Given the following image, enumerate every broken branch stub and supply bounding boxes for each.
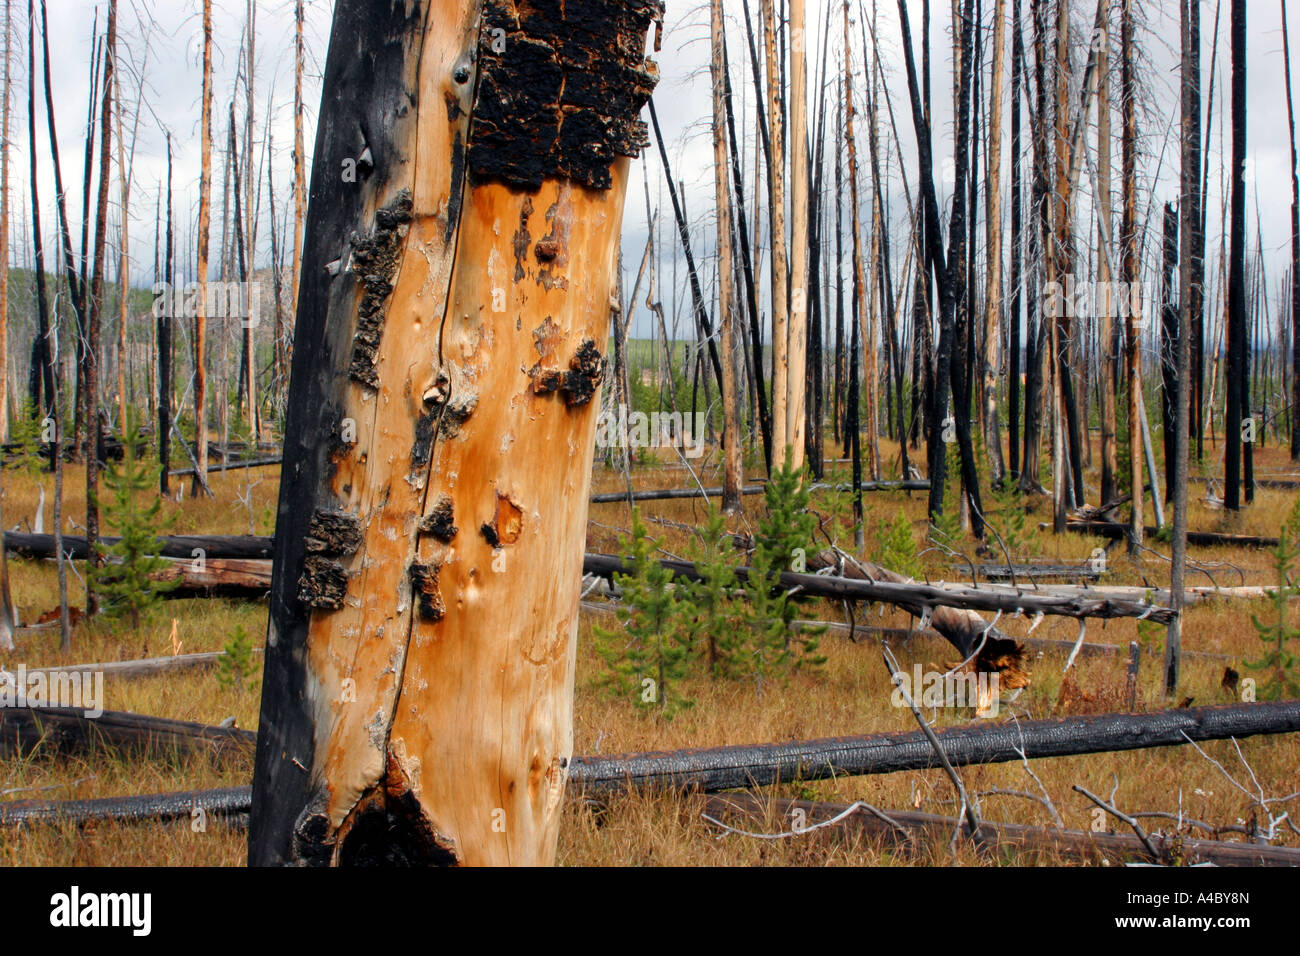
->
[250,0,661,867]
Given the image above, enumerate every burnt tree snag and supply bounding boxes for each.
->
[249,0,661,867]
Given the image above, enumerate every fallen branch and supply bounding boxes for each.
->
[698,793,1300,866]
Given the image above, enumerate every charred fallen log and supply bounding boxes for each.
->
[0,786,251,829]
[568,700,1300,793]
[0,706,256,760]
[1066,518,1279,549]
[3,532,274,561]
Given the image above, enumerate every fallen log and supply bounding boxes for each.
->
[5,701,1295,831]
[567,700,1300,793]
[0,786,251,829]
[699,793,1300,867]
[589,485,769,503]
[971,563,1101,582]
[24,650,253,680]
[3,532,274,561]
[152,557,272,597]
[168,456,284,477]
[1066,518,1280,549]
[584,553,1175,626]
[0,706,256,759]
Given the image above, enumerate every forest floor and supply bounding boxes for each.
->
[1,434,1298,866]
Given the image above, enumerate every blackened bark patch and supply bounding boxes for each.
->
[290,788,335,867]
[419,494,458,542]
[298,556,349,610]
[561,338,604,406]
[348,190,414,388]
[409,562,446,621]
[305,509,364,555]
[439,392,478,438]
[445,133,466,242]
[467,0,663,191]
[337,755,459,866]
[529,366,563,395]
[512,197,534,281]
[412,407,438,474]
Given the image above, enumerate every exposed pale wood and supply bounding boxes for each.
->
[763,0,789,460]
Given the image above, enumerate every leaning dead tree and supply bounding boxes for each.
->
[250,0,662,867]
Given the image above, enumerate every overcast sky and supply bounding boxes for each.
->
[12,0,1298,342]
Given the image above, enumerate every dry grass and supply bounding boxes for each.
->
[2,439,1298,866]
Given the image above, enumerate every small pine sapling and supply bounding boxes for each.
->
[592,509,694,716]
[683,510,745,677]
[873,509,922,579]
[737,448,826,692]
[217,625,258,693]
[1245,497,1300,700]
[91,410,179,632]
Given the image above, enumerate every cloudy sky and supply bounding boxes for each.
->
[12,0,1298,343]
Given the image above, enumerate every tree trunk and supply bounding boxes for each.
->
[762,0,789,462]
[983,0,1007,483]
[158,134,174,497]
[712,0,742,514]
[1286,2,1300,462]
[1225,0,1246,511]
[193,0,213,497]
[1121,0,1143,553]
[1097,0,1117,507]
[786,0,808,471]
[249,0,661,867]
[289,0,305,383]
[83,0,116,612]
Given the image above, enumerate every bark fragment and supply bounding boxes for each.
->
[304,510,363,555]
[409,562,445,622]
[297,556,349,610]
[467,0,662,191]
[419,494,458,543]
[348,190,414,388]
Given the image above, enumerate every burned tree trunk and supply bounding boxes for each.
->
[712,0,742,514]
[1121,0,1143,553]
[249,0,661,868]
[1287,0,1300,462]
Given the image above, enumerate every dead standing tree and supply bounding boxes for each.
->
[249,0,662,867]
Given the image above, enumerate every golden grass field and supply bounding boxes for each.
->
[0,434,1297,866]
